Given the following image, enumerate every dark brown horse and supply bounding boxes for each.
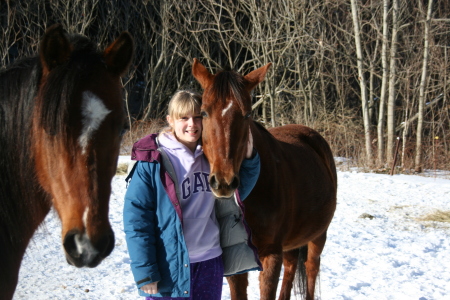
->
[0,24,133,299]
[192,59,337,300]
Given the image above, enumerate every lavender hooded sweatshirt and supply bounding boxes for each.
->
[158,132,221,263]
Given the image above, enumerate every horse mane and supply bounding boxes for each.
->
[0,56,47,242]
[209,69,249,112]
[39,34,103,141]
[208,69,271,138]
[253,120,270,133]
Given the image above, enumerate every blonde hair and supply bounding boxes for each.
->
[160,90,202,134]
[168,90,202,119]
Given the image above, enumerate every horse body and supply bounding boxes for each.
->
[248,123,336,249]
[192,59,337,300]
[0,24,133,299]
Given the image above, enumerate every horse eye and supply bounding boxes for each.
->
[244,112,251,119]
[201,111,208,118]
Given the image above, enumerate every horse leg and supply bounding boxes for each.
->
[277,249,299,300]
[226,273,249,300]
[259,252,283,300]
[304,233,327,300]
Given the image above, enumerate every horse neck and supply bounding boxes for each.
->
[0,134,51,292]
[0,120,50,299]
[0,61,52,249]
[0,139,51,240]
[250,121,275,156]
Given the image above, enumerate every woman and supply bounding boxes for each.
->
[123,90,260,299]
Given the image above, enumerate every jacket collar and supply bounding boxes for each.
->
[130,133,162,162]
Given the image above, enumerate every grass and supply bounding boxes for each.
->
[116,163,129,175]
[418,210,450,223]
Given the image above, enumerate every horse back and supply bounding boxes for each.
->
[248,123,337,249]
[269,124,337,188]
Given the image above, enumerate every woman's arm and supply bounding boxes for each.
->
[238,130,261,200]
[123,162,162,290]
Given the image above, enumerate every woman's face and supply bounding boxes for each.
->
[167,112,203,152]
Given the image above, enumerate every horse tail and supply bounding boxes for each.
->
[295,245,308,297]
[295,245,323,300]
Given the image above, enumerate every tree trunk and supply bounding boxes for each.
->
[350,0,373,166]
[378,0,389,168]
[401,69,410,169]
[387,0,399,166]
[415,0,433,172]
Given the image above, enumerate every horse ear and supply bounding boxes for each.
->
[192,58,214,89]
[244,63,272,91]
[39,24,72,75]
[103,32,134,76]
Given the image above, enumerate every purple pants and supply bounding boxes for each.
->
[146,255,224,300]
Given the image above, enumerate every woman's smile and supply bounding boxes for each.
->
[167,113,203,152]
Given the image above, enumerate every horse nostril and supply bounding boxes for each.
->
[209,174,218,189]
[63,230,79,257]
[230,176,240,190]
[98,230,115,258]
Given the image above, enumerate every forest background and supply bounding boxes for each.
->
[1,0,449,173]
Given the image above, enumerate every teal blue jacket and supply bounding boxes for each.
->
[123,134,261,297]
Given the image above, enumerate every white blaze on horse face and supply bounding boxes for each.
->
[222,101,233,117]
[78,91,111,154]
[83,207,89,229]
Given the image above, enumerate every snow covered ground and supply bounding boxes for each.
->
[13,157,450,299]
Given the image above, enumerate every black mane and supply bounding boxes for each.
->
[209,70,249,112]
[0,56,44,242]
[39,34,104,138]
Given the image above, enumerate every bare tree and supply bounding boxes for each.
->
[377,0,390,167]
[350,0,373,165]
[415,0,434,172]
[1,0,450,170]
[386,0,400,166]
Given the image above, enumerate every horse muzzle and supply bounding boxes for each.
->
[209,173,240,198]
[63,228,114,268]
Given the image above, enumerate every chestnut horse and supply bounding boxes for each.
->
[0,24,133,299]
[192,59,337,300]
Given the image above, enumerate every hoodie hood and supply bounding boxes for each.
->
[158,132,204,161]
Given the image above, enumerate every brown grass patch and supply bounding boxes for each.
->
[417,210,450,223]
[116,163,129,175]
[120,119,166,155]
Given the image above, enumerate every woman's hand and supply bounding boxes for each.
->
[245,128,254,159]
[141,282,158,294]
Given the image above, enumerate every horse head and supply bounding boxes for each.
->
[33,24,133,267]
[192,59,271,198]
